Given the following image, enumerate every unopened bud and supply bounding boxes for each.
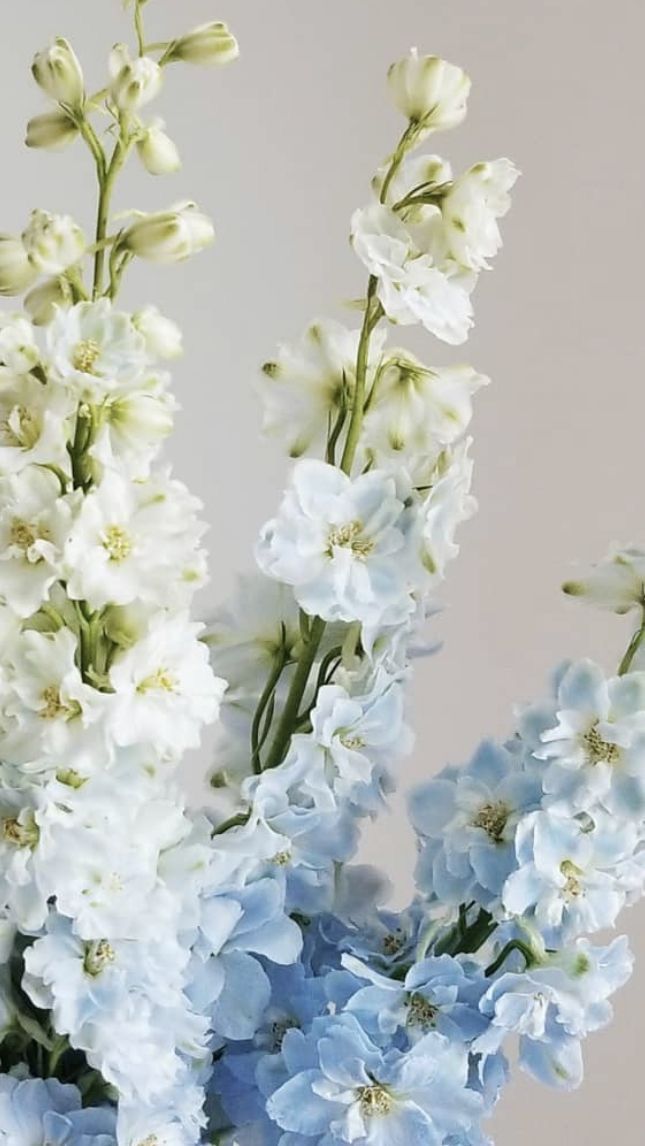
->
[109,44,163,112]
[24,275,73,326]
[137,120,181,175]
[133,305,183,358]
[0,237,38,297]
[167,22,239,66]
[22,209,86,276]
[26,108,78,150]
[119,201,214,264]
[388,50,470,134]
[32,38,85,108]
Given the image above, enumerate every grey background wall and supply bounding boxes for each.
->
[1,1,644,1141]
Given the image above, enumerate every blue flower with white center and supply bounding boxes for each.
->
[502,807,643,945]
[532,659,645,817]
[266,1012,483,1145]
[409,740,543,909]
[475,936,632,1090]
[344,953,488,1045]
[0,1075,116,1145]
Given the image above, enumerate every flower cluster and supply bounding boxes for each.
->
[0,13,642,1146]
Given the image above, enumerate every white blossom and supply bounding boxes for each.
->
[46,299,149,398]
[388,50,471,134]
[22,210,86,277]
[0,465,75,617]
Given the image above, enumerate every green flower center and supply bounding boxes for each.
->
[582,724,620,765]
[72,338,101,375]
[326,520,374,559]
[471,800,510,843]
[357,1084,393,1117]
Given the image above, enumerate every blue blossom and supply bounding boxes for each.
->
[189,877,302,1042]
[266,1012,483,1145]
[0,1075,116,1145]
[344,953,488,1045]
[475,936,633,1090]
[409,740,542,909]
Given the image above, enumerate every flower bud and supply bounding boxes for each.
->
[32,38,85,108]
[0,237,38,297]
[137,120,181,175]
[24,275,73,325]
[133,305,183,358]
[109,44,163,112]
[388,50,470,133]
[25,108,78,150]
[22,209,86,276]
[119,202,215,263]
[167,22,239,66]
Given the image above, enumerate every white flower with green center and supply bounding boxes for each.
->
[0,627,104,774]
[0,373,73,475]
[46,298,149,399]
[256,458,415,628]
[533,659,645,817]
[63,468,207,610]
[258,318,386,457]
[563,542,645,614]
[414,437,477,583]
[351,202,474,345]
[0,466,76,617]
[440,158,519,271]
[108,613,226,756]
[361,350,486,476]
[92,379,177,479]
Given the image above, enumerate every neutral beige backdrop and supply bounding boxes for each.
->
[2,1,645,1142]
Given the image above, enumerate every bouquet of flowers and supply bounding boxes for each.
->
[1,4,644,1145]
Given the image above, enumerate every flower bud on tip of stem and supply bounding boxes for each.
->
[167,22,239,66]
[32,37,85,108]
[118,202,215,263]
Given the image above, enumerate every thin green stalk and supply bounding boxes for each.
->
[134,0,146,56]
[618,605,645,675]
[93,132,131,297]
[262,616,326,770]
[485,938,535,978]
[339,277,380,474]
[379,120,421,205]
[251,649,289,773]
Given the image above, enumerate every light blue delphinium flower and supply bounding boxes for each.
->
[529,659,645,818]
[266,1011,483,1145]
[409,740,543,910]
[0,1075,116,1145]
[502,807,644,946]
[475,935,633,1090]
[189,876,302,1042]
[343,952,489,1045]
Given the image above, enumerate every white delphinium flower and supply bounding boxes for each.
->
[258,320,386,457]
[22,209,86,277]
[0,373,74,475]
[440,159,519,271]
[23,912,188,1034]
[0,627,104,773]
[133,305,183,359]
[46,299,148,399]
[0,784,51,932]
[415,437,477,581]
[361,350,487,472]
[63,469,206,610]
[0,466,76,617]
[137,119,182,176]
[563,543,645,614]
[109,44,163,111]
[119,201,215,264]
[24,276,73,326]
[351,203,474,345]
[92,377,177,478]
[108,613,226,756]
[256,458,415,628]
[0,313,40,375]
[388,50,471,135]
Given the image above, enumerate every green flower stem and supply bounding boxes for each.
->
[339,277,381,475]
[484,938,536,978]
[134,0,146,56]
[93,127,133,298]
[378,120,422,205]
[262,615,327,770]
[618,606,645,675]
[251,646,290,773]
